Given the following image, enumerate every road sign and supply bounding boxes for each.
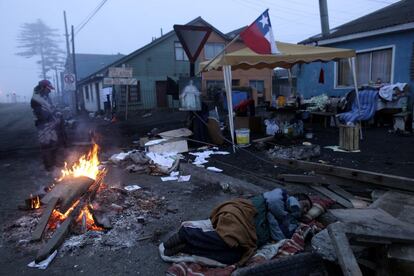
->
[103,78,138,86]
[173,25,212,63]
[108,67,133,78]
[63,73,76,91]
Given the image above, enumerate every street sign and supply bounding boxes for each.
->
[63,73,76,91]
[108,67,133,78]
[103,78,138,85]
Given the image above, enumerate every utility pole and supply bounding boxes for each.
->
[63,11,71,58]
[54,66,61,102]
[71,25,81,113]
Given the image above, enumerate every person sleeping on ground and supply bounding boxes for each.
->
[161,188,312,266]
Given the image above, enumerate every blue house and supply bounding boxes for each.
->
[296,0,414,99]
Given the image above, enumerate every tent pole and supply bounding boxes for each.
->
[288,68,293,97]
[348,57,363,140]
[223,65,236,152]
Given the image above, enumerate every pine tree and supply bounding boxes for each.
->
[16,19,64,79]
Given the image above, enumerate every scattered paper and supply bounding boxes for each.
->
[207,167,223,172]
[28,250,57,269]
[178,175,191,182]
[146,152,177,168]
[213,151,230,155]
[170,171,179,177]
[324,145,361,153]
[190,150,231,166]
[124,185,141,191]
[109,151,131,164]
[161,176,179,181]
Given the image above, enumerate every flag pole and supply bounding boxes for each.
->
[196,34,240,75]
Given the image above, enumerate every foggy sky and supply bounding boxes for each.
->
[0,0,398,102]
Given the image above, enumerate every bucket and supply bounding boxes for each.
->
[235,128,250,147]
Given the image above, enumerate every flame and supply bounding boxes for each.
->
[59,144,101,181]
[48,200,80,230]
[30,194,41,209]
[76,205,103,231]
[48,201,103,231]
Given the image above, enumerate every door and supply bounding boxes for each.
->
[156,81,168,108]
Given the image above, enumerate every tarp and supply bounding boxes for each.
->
[200,41,355,71]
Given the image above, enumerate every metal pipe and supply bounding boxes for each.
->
[319,0,330,37]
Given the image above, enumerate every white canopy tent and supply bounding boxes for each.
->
[200,41,361,149]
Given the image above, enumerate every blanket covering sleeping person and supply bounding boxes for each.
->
[161,188,312,266]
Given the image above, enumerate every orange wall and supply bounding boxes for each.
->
[201,31,273,103]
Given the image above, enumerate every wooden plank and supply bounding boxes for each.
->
[370,190,414,262]
[369,191,414,223]
[279,174,322,184]
[311,185,354,208]
[42,176,94,213]
[330,208,414,243]
[31,197,59,241]
[35,213,72,262]
[328,184,369,208]
[328,222,363,276]
[272,157,414,192]
[388,244,414,262]
[252,136,274,143]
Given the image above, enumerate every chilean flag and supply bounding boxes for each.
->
[240,9,279,55]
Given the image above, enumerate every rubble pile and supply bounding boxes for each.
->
[267,144,321,160]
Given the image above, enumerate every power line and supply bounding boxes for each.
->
[365,0,394,4]
[74,0,108,36]
[232,0,317,29]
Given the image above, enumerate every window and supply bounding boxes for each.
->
[175,42,189,61]
[84,86,89,101]
[206,80,224,90]
[204,43,225,60]
[249,80,265,94]
[90,84,94,101]
[232,79,240,86]
[336,47,393,87]
[121,82,141,103]
[95,83,100,102]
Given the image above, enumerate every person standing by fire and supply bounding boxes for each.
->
[31,80,67,171]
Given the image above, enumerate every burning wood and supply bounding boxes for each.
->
[42,176,95,213]
[30,143,109,262]
[36,170,106,262]
[24,194,41,210]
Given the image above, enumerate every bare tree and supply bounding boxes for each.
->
[16,19,64,79]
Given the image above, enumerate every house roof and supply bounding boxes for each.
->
[226,26,247,39]
[78,17,229,84]
[72,53,124,80]
[300,0,414,44]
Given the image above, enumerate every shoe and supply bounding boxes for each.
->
[164,232,183,249]
[164,243,186,256]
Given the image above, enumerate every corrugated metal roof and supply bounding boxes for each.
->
[300,0,414,44]
[72,53,124,80]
